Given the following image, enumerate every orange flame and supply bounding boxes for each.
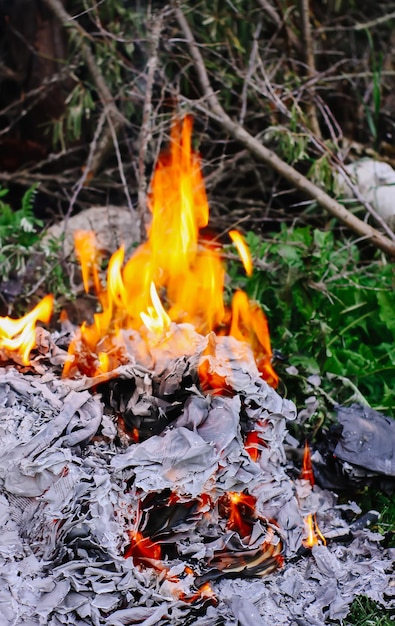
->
[245,429,268,462]
[226,491,256,538]
[74,230,102,295]
[183,581,217,605]
[299,442,326,548]
[300,440,314,486]
[229,230,253,276]
[230,290,278,387]
[0,118,277,381]
[0,295,53,365]
[303,513,326,548]
[140,282,171,335]
[55,116,276,386]
[124,530,163,569]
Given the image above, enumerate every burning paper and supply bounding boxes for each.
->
[0,117,393,625]
[0,295,53,365]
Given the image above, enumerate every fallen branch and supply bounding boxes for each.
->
[175,5,395,257]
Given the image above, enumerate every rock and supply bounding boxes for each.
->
[44,206,141,258]
[337,159,395,230]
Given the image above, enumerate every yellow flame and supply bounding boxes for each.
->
[229,230,253,277]
[0,295,54,365]
[74,230,101,295]
[62,116,277,387]
[230,290,278,387]
[303,513,326,548]
[97,351,110,374]
[140,282,171,335]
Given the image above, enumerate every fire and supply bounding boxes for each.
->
[299,442,326,548]
[1,116,277,388]
[74,230,101,295]
[245,429,268,462]
[230,290,278,387]
[59,116,278,384]
[63,117,278,384]
[229,229,253,276]
[124,530,163,569]
[303,513,326,548]
[300,440,315,486]
[0,295,53,365]
[225,491,256,538]
[140,282,171,336]
[125,528,217,605]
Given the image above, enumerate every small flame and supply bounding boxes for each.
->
[74,230,102,295]
[140,282,171,336]
[300,440,314,486]
[245,430,268,462]
[124,530,163,569]
[230,290,278,387]
[303,513,326,548]
[184,581,217,605]
[229,230,253,276]
[0,295,53,365]
[299,442,326,548]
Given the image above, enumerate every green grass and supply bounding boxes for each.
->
[343,596,394,625]
[228,225,395,416]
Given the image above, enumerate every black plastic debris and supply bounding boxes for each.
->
[334,403,395,477]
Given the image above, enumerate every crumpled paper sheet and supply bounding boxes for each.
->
[0,342,393,625]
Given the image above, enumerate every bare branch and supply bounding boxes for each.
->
[355,10,395,30]
[256,0,302,54]
[66,109,107,220]
[137,11,166,241]
[300,0,321,138]
[239,20,262,125]
[175,5,395,257]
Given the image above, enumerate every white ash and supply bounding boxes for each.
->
[0,337,393,626]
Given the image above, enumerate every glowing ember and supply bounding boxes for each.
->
[225,491,256,538]
[124,530,163,570]
[245,430,268,462]
[0,295,53,365]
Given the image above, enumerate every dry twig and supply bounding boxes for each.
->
[300,0,321,138]
[137,11,166,240]
[257,0,302,54]
[175,5,395,257]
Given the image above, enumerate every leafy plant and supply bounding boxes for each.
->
[0,184,43,277]
[0,185,72,313]
[228,225,395,416]
[343,595,394,626]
